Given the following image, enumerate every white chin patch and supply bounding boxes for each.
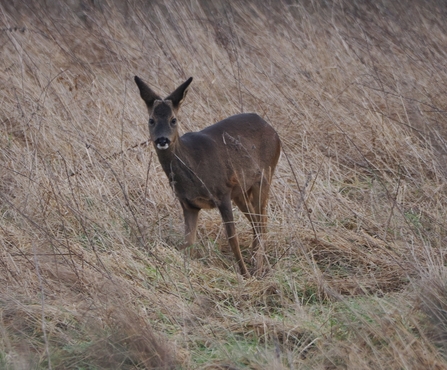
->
[157,143,169,150]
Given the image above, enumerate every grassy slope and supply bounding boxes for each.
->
[1,0,447,368]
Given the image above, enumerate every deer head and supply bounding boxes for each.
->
[134,76,193,150]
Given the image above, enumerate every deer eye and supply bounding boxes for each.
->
[170,118,177,125]
[149,118,155,125]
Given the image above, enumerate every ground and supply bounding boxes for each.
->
[1,0,447,368]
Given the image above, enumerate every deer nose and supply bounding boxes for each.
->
[155,137,171,150]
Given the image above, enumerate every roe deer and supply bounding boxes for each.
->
[135,76,281,277]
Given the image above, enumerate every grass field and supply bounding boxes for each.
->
[1,0,447,368]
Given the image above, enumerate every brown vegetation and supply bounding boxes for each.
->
[1,0,447,368]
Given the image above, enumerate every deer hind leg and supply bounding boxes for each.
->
[218,194,250,278]
[233,192,261,250]
[248,177,271,276]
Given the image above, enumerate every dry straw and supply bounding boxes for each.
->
[1,0,447,368]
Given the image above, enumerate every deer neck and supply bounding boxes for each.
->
[155,140,192,187]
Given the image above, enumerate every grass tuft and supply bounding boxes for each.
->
[1,0,447,367]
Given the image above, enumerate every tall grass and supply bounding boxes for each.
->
[1,0,447,368]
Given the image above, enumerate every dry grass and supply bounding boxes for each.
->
[1,0,447,368]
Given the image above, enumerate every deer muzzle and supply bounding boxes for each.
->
[154,137,171,150]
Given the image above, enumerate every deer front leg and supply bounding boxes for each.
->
[218,195,250,278]
[180,202,199,250]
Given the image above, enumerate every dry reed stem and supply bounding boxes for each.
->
[1,0,447,368]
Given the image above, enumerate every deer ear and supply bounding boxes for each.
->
[134,76,161,112]
[165,77,193,110]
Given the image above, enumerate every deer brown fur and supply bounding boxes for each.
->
[135,76,281,277]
